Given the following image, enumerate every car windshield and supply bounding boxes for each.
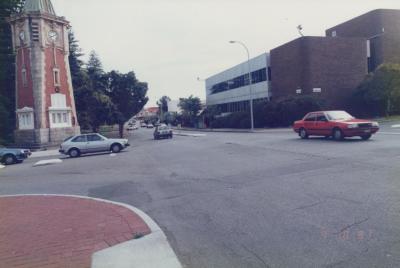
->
[326,111,354,121]
[158,126,168,130]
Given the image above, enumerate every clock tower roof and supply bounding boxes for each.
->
[24,0,56,15]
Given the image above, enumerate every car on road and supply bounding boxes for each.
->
[154,125,173,140]
[146,123,154,129]
[59,133,130,158]
[0,147,31,165]
[293,111,380,140]
[140,122,147,128]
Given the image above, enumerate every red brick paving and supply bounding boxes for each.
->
[0,196,151,268]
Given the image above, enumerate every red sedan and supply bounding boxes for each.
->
[293,111,379,140]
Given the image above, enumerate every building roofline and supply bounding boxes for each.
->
[270,35,367,52]
[326,9,400,32]
[206,52,269,81]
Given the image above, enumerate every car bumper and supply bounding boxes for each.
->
[343,127,379,136]
[59,149,66,154]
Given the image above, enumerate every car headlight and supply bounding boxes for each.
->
[372,122,379,127]
[347,124,358,129]
[20,150,25,154]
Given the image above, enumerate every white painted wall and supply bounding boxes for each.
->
[205,53,270,106]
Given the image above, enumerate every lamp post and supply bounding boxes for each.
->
[229,40,254,131]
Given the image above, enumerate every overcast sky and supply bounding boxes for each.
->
[52,0,400,107]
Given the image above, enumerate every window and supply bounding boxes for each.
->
[17,108,34,130]
[49,111,71,128]
[72,135,86,143]
[53,68,60,86]
[332,31,337,37]
[21,68,27,87]
[210,68,268,95]
[296,89,302,94]
[304,114,316,122]
[313,88,322,93]
[316,114,328,122]
[87,134,104,142]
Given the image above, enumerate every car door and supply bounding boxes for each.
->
[70,135,89,153]
[86,134,108,153]
[315,113,331,136]
[303,113,317,135]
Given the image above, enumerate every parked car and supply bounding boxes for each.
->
[141,122,147,128]
[0,147,31,165]
[59,133,130,158]
[147,123,154,129]
[154,125,173,140]
[293,111,379,140]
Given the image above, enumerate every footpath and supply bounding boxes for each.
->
[173,127,292,133]
[0,195,182,268]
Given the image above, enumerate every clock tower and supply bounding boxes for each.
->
[8,0,80,147]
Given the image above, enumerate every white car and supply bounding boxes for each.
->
[147,124,154,129]
[59,133,130,157]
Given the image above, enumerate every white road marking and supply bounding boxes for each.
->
[0,164,5,169]
[110,153,117,157]
[33,159,63,167]
[391,124,400,128]
[379,132,400,135]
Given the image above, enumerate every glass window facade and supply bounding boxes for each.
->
[210,68,269,95]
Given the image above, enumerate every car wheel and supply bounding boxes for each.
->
[69,148,80,158]
[299,128,308,139]
[361,134,372,140]
[3,154,16,165]
[111,144,122,153]
[333,128,344,141]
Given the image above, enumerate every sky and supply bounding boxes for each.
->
[51,0,400,107]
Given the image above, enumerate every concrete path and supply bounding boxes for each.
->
[0,195,181,268]
[30,149,60,158]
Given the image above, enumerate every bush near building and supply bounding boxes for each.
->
[351,64,400,117]
[209,95,323,129]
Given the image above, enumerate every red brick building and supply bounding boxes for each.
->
[269,9,400,109]
[8,0,80,147]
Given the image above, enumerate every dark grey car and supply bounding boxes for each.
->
[0,147,31,165]
[59,133,130,158]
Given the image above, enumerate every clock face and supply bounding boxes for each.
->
[48,30,58,42]
[19,31,25,41]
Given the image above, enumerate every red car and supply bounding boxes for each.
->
[293,111,379,140]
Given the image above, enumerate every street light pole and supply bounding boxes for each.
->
[229,40,254,131]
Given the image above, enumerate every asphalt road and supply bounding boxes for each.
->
[1,125,400,268]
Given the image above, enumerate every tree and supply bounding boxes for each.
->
[352,64,400,117]
[178,95,202,127]
[87,50,107,93]
[0,0,25,144]
[157,95,171,122]
[106,71,149,137]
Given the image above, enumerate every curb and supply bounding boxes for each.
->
[0,194,182,268]
[172,128,292,133]
[33,159,63,167]
[174,132,206,137]
[30,149,60,158]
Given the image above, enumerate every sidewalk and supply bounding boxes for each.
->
[173,127,292,133]
[0,195,182,268]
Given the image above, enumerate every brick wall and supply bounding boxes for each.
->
[270,37,368,109]
[326,9,400,69]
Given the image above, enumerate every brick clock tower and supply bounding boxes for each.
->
[8,0,80,147]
